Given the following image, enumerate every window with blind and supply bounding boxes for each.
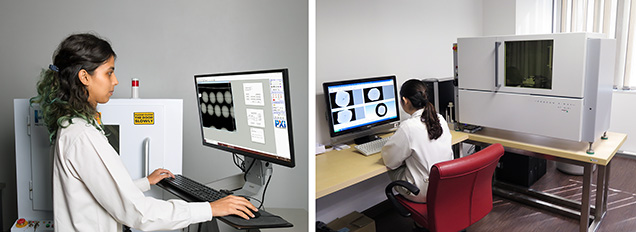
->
[556,0,635,90]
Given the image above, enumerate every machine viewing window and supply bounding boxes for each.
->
[103,125,120,155]
[194,69,295,168]
[323,75,400,143]
[505,40,553,89]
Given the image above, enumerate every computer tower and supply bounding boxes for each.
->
[495,151,547,187]
[422,77,456,122]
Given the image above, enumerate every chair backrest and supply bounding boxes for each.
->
[426,143,504,232]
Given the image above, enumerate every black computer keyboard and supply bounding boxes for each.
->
[157,174,228,202]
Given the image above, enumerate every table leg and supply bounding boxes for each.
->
[589,164,607,231]
[580,163,592,232]
[604,161,611,213]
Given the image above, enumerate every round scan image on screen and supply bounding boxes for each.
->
[363,87,384,103]
[375,103,387,117]
[207,104,214,116]
[333,109,359,125]
[224,91,232,104]
[368,88,380,101]
[202,92,209,103]
[331,90,353,108]
[198,83,236,131]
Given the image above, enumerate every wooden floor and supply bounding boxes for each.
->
[368,155,636,232]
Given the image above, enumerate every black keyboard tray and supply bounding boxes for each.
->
[157,175,293,229]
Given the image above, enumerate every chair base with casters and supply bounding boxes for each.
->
[386,143,505,232]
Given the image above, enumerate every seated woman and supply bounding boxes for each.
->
[381,79,453,203]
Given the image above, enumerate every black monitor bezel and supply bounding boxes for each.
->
[322,75,400,138]
[194,68,295,168]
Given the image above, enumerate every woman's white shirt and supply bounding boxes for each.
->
[381,109,453,202]
[53,118,212,231]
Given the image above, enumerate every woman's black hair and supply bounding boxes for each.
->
[30,33,117,142]
[400,79,443,140]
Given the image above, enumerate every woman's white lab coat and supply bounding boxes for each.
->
[53,118,212,231]
[382,109,453,203]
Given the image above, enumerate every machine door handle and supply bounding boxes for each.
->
[143,137,151,176]
[495,41,502,90]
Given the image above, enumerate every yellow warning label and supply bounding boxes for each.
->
[134,112,154,125]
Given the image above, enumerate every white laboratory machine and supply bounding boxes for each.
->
[455,33,616,153]
[13,98,183,231]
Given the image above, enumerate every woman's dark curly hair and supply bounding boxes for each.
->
[30,33,116,142]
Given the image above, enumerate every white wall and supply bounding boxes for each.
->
[483,0,516,35]
[609,90,636,154]
[316,0,484,223]
[0,0,308,229]
[483,0,554,36]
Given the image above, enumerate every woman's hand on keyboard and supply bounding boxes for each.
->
[147,168,176,185]
[209,195,258,219]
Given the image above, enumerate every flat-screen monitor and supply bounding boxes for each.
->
[194,69,295,168]
[323,75,400,143]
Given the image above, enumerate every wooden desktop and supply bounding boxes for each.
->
[316,130,469,199]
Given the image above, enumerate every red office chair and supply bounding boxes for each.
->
[385,143,505,232]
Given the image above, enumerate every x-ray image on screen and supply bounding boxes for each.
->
[375,103,388,117]
[363,87,384,103]
[333,109,357,125]
[362,101,396,122]
[198,83,236,131]
[330,90,354,108]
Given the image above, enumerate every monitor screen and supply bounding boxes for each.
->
[323,75,400,138]
[194,69,295,168]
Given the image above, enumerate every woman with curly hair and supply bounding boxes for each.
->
[31,33,256,231]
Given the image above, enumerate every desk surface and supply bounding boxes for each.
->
[468,128,627,166]
[315,130,468,199]
[316,129,627,199]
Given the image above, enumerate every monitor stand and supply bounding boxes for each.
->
[233,157,272,197]
[354,134,381,145]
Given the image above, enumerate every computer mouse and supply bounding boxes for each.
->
[250,209,261,219]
